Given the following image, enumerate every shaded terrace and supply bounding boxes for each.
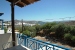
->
[0,0,72,50]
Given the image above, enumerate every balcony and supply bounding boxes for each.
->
[17,33,71,50]
[0,33,71,50]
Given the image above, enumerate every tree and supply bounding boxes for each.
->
[71,36,75,42]
[70,26,75,36]
[34,24,41,33]
[64,25,71,33]
[4,27,7,33]
[42,23,51,29]
[50,25,58,32]
[64,33,72,40]
[23,30,30,36]
[55,24,66,38]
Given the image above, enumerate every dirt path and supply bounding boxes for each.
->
[34,36,47,41]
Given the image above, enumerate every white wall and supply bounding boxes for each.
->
[0,30,4,34]
[7,28,12,33]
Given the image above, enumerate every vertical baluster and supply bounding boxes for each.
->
[19,34,20,38]
[46,46,47,50]
[17,34,18,44]
[24,36,27,46]
[27,38,28,47]
[53,46,55,50]
[38,43,40,50]
[35,42,37,50]
[50,47,51,50]
[32,41,34,50]
[18,34,19,45]
[20,34,22,45]
[19,34,20,44]
[38,43,39,50]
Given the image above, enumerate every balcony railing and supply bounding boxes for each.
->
[17,34,71,50]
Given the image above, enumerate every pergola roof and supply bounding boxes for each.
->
[6,0,39,7]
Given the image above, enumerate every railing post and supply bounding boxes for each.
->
[35,42,37,50]
[27,38,28,47]
[18,34,20,45]
[38,43,40,50]
[46,46,47,50]
[17,34,19,44]
[24,36,27,46]
[53,46,55,50]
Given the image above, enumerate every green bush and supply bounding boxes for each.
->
[23,30,30,36]
[64,33,72,40]
[55,24,65,38]
[70,26,75,35]
[64,25,71,33]
[34,24,41,33]
[23,30,36,37]
[50,25,58,32]
[28,26,36,32]
[4,27,7,33]
[42,23,52,29]
[71,36,75,42]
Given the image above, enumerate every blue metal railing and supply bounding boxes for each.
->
[17,34,71,50]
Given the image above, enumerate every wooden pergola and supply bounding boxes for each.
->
[6,0,40,46]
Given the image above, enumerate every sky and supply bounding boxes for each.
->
[0,0,75,22]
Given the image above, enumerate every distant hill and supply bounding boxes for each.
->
[4,20,75,25]
[4,20,46,25]
[54,20,75,25]
[64,21,75,25]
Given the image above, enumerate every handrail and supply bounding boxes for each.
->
[17,34,71,50]
[22,35,70,50]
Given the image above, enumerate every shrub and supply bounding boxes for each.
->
[71,36,75,42]
[23,30,36,37]
[23,30,30,36]
[64,25,71,33]
[42,23,52,29]
[34,24,41,33]
[64,33,72,40]
[70,26,75,36]
[4,27,7,33]
[50,25,58,32]
[55,24,65,38]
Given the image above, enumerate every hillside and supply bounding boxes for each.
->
[4,20,75,25]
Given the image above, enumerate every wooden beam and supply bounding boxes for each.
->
[15,1,26,7]
[7,0,40,7]
[6,0,19,3]
[21,0,39,5]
